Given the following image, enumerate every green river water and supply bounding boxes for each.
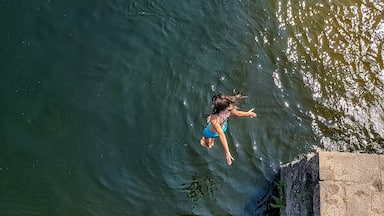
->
[0,0,383,215]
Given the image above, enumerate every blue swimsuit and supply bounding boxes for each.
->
[203,114,229,138]
[203,120,228,138]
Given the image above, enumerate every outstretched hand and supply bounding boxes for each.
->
[226,153,234,165]
[247,108,257,118]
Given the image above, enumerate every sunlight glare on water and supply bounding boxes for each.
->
[277,0,384,153]
[1,0,384,215]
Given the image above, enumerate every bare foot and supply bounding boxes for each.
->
[200,137,208,147]
[200,137,214,148]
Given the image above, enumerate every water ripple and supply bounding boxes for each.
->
[277,0,384,153]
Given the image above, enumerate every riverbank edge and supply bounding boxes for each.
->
[268,151,384,216]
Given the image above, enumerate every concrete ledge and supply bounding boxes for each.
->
[280,151,384,216]
[319,152,380,183]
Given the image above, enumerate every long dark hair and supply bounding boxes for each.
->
[211,90,247,115]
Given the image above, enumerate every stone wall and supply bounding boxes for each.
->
[279,151,384,216]
[280,153,320,216]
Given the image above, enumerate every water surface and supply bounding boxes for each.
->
[0,0,383,215]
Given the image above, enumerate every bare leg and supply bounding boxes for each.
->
[200,137,207,147]
[207,138,214,148]
[200,137,214,148]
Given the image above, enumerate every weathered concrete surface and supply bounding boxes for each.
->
[319,152,384,216]
[280,151,384,216]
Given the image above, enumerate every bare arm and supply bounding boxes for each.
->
[231,108,257,118]
[212,121,234,165]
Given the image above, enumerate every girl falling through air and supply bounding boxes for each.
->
[200,91,257,165]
